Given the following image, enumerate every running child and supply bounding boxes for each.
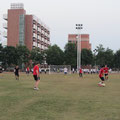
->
[98,66,105,86]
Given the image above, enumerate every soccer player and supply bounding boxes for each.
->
[26,66,30,75]
[33,63,40,90]
[104,65,109,80]
[79,68,83,77]
[98,66,105,86]
[14,65,19,80]
[64,67,68,75]
[72,68,75,74]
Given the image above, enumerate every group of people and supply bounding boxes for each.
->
[14,64,109,90]
[14,63,40,90]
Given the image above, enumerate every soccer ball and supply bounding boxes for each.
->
[98,82,105,87]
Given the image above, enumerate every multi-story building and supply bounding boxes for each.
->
[3,3,50,50]
[68,34,91,50]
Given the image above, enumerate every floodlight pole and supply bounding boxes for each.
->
[93,49,97,72]
[76,24,83,73]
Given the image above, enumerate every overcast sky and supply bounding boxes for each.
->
[0,0,120,52]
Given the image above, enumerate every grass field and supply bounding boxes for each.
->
[0,72,120,120]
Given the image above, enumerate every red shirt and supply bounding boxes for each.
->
[27,67,29,71]
[99,68,104,77]
[104,67,109,74]
[79,69,83,73]
[33,65,39,75]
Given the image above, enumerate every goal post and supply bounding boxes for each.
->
[49,65,71,74]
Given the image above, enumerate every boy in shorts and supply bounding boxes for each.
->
[33,63,40,90]
[104,65,109,80]
[98,66,105,86]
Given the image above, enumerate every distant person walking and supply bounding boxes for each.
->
[72,68,75,74]
[14,65,19,80]
[26,66,30,75]
[33,63,40,90]
[79,68,83,77]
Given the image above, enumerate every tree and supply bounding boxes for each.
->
[96,47,114,67]
[45,44,64,65]
[30,48,44,64]
[64,43,77,68]
[2,46,17,68]
[114,49,120,69]
[0,44,3,63]
[104,48,114,68]
[96,44,105,53]
[16,45,30,66]
[81,49,93,66]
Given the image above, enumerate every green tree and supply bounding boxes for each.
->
[114,49,120,69]
[64,43,77,68]
[81,49,93,66]
[16,45,30,66]
[0,44,3,63]
[2,46,17,68]
[30,48,44,64]
[96,44,105,52]
[45,44,64,65]
[95,46,114,67]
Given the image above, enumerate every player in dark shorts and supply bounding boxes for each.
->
[33,63,40,90]
[98,66,105,86]
[104,65,109,80]
[14,65,19,80]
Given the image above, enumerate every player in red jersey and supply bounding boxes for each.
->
[104,65,109,80]
[33,63,40,90]
[98,66,105,86]
[79,68,83,77]
[26,66,30,75]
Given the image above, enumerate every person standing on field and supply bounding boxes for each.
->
[26,66,30,75]
[33,63,40,90]
[14,65,19,80]
[104,65,109,80]
[64,67,68,75]
[79,68,83,77]
[98,66,105,86]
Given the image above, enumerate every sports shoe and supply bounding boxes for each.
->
[34,87,39,90]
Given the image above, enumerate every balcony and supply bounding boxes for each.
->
[3,23,7,29]
[38,28,41,32]
[37,36,41,40]
[41,30,44,34]
[41,45,44,49]
[33,42,37,47]
[33,25,37,30]
[3,31,7,38]
[3,14,8,20]
[33,33,37,38]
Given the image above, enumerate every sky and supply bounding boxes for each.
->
[0,0,120,52]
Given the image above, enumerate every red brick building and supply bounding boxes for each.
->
[68,34,91,50]
[3,3,50,50]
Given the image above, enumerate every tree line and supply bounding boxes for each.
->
[0,43,120,70]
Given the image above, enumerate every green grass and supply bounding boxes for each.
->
[0,72,120,120]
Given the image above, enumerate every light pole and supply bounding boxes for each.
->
[93,49,97,73]
[76,24,83,73]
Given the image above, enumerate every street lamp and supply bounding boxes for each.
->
[76,24,83,73]
[93,49,97,73]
